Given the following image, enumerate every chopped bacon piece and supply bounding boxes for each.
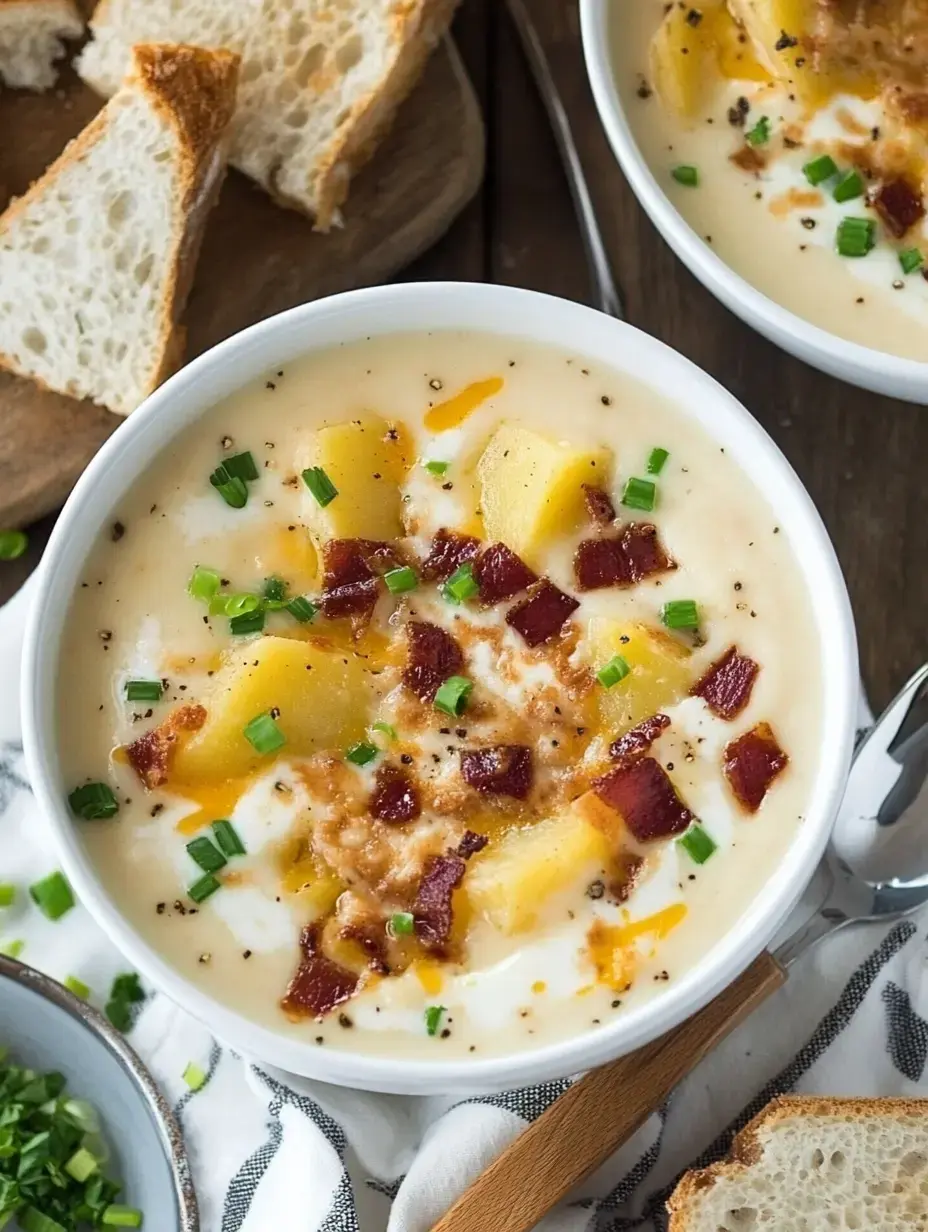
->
[369,762,421,823]
[692,646,759,720]
[872,177,925,238]
[574,523,674,591]
[622,523,675,582]
[420,529,481,583]
[609,714,671,763]
[281,925,359,1018]
[506,579,579,648]
[320,539,380,619]
[593,757,694,842]
[341,922,390,976]
[457,830,489,859]
[126,704,206,789]
[474,542,537,605]
[460,745,533,799]
[403,620,464,702]
[414,853,465,948]
[583,483,616,526]
[724,722,788,813]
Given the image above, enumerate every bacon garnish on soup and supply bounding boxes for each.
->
[593,757,694,842]
[420,529,481,583]
[574,523,674,591]
[126,703,206,789]
[414,853,466,948]
[609,714,671,764]
[506,579,579,647]
[369,762,421,823]
[473,542,537,605]
[403,620,464,702]
[460,745,533,799]
[691,646,759,720]
[281,925,360,1019]
[724,722,789,813]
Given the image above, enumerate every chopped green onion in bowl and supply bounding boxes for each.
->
[0,530,28,561]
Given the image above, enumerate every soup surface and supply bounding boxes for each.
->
[612,0,928,361]
[59,330,821,1060]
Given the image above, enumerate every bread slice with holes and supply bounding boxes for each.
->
[76,0,460,230]
[0,42,239,415]
[0,0,83,90]
[668,1096,928,1231]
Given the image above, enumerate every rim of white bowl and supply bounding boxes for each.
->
[579,0,928,403]
[22,282,858,1095]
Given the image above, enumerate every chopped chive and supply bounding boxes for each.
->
[0,938,23,958]
[745,115,770,146]
[225,593,262,618]
[621,477,656,512]
[68,782,119,821]
[661,599,700,630]
[646,447,669,475]
[0,530,28,560]
[186,836,227,874]
[29,871,74,921]
[372,721,397,741]
[105,999,132,1031]
[677,823,717,864]
[110,972,144,1003]
[836,216,875,258]
[424,1005,447,1036]
[124,679,163,703]
[188,873,220,904]
[443,562,479,604]
[671,164,698,187]
[423,460,449,476]
[223,451,259,482]
[384,565,419,594]
[209,467,248,509]
[262,576,287,603]
[302,466,338,507]
[597,655,631,689]
[18,1206,68,1232]
[345,741,378,767]
[209,593,232,617]
[833,168,864,203]
[802,153,838,186]
[211,819,246,858]
[229,608,266,637]
[286,595,317,623]
[182,1062,208,1092]
[900,247,924,275]
[64,1145,98,1182]
[187,566,221,603]
[0,884,14,907]
[390,912,415,936]
[63,975,90,1000]
[434,675,473,717]
[101,1206,144,1228]
[243,712,286,755]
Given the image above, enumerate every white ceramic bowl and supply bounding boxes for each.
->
[22,283,857,1094]
[580,1,928,404]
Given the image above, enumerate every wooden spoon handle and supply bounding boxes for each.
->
[431,950,786,1232]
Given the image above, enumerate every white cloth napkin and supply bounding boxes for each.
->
[2,577,927,1232]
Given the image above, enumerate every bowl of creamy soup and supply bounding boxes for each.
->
[582,0,928,401]
[22,283,856,1094]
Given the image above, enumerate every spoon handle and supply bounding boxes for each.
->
[431,951,785,1232]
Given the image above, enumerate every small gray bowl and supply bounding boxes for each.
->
[0,955,198,1231]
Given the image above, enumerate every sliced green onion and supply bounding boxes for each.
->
[745,115,770,146]
[621,477,656,512]
[0,938,24,959]
[677,823,717,865]
[110,973,144,1003]
[124,679,163,703]
[345,741,378,767]
[225,593,262,618]
[229,608,266,637]
[101,1206,144,1228]
[187,566,222,603]
[209,467,248,509]
[443,562,479,604]
[900,247,924,275]
[29,871,74,921]
[836,216,875,258]
[63,975,90,1000]
[0,530,28,560]
[188,873,220,904]
[384,565,419,594]
[286,595,317,623]
[18,1206,67,1232]
[68,782,118,820]
[302,466,338,507]
[661,599,700,630]
[186,836,227,874]
[671,164,698,187]
[211,819,246,858]
[243,712,286,755]
[424,1004,447,1036]
[646,447,669,475]
[262,576,287,603]
[0,884,14,907]
[223,451,259,482]
[390,912,415,936]
[182,1062,208,1092]
[597,655,631,689]
[105,999,132,1031]
[423,460,449,476]
[434,675,473,717]
[802,153,838,186]
[64,1146,98,1182]
[372,721,397,741]
[833,168,864,203]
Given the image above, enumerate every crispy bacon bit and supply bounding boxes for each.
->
[403,620,464,702]
[583,483,616,527]
[420,529,481,582]
[609,714,672,763]
[872,176,925,238]
[474,542,537,605]
[724,722,788,813]
[281,925,359,1018]
[574,523,674,591]
[320,539,379,619]
[341,922,390,976]
[414,853,465,948]
[458,830,489,859]
[126,704,206,789]
[731,145,767,174]
[692,646,760,720]
[622,523,675,582]
[506,579,579,648]
[369,762,421,823]
[460,745,533,799]
[593,757,694,842]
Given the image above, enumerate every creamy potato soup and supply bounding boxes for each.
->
[612,0,928,361]
[59,331,821,1060]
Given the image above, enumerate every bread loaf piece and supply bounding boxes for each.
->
[0,0,83,90]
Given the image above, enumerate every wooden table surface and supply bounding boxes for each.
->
[4,0,926,713]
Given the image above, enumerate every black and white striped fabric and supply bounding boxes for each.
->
[2,582,926,1232]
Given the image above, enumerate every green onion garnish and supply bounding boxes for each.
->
[671,164,698,187]
[229,609,266,637]
[125,679,163,703]
[677,823,717,864]
[64,975,90,1000]
[29,871,74,921]
[105,999,132,1032]
[64,1145,99,1182]
[661,599,700,630]
[182,1062,208,1092]
[425,1005,447,1036]
[0,939,24,959]
[836,216,875,258]
[434,675,473,717]
[211,819,246,858]
[443,562,479,604]
[243,712,286,755]
[224,593,261,618]
[346,741,378,767]
[646,447,669,475]
[68,782,119,820]
[187,565,221,604]
[188,873,220,904]
[833,169,864,203]
[102,1206,144,1228]
[597,655,631,689]
[223,451,259,482]
[209,466,248,509]
[423,460,449,476]
[900,247,924,275]
[621,477,656,512]
[302,466,338,507]
[0,530,28,560]
[286,595,317,623]
[262,576,287,603]
[372,721,397,741]
[745,115,770,146]
[384,565,419,594]
[0,884,14,907]
[186,836,227,874]
[390,912,415,936]
[802,154,838,186]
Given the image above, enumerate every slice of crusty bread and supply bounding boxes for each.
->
[76,0,460,230]
[0,0,83,91]
[0,42,239,416]
[668,1095,928,1231]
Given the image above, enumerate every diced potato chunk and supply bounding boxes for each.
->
[301,414,405,543]
[466,815,611,935]
[587,619,692,735]
[727,0,836,101]
[650,0,728,119]
[477,423,611,566]
[173,636,378,782]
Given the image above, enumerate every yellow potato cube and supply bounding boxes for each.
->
[173,636,378,782]
[588,619,692,736]
[466,815,611,935]
[301,414,407,543]
[477,423,611,566]
[727,0,838,101]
